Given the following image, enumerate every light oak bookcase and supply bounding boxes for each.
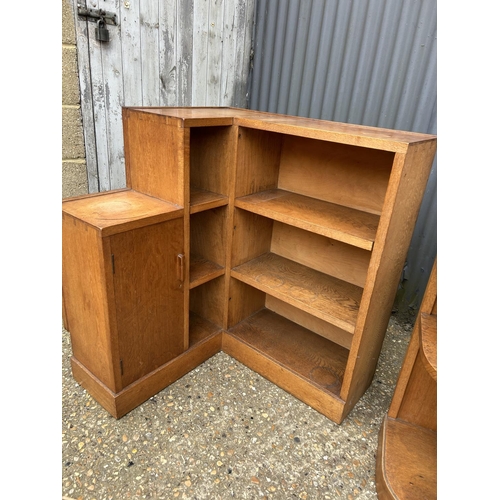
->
[62,107,436,423]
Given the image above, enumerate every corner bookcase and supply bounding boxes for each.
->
[62,107,436,423]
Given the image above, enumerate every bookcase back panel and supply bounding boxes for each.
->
[190,126,233,196]
[278,136,394,215]
[190,276,226,328]
[231,208,274,267]
[190,207,228,268]
[270,222,370,288]
[235,128,282,197]
[227,278,266,328]
[265,296,353,350]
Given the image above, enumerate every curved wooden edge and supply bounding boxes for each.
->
[376,415,398,500]
[376,415,437,500]
[420,312,437,381]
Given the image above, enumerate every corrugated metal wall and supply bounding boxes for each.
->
[250,0,437,311]
[248,0,437,315]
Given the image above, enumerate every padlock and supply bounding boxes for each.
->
[95,18,110,42]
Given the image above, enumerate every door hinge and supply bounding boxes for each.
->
[111,254,115,274]
[120,359,124,376]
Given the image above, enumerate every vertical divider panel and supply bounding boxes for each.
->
[340,141,437,419]
[222,125,240,330]
[122,109,185,206]
[182,125,191,350]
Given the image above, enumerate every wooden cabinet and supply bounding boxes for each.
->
[62,190,186,416]
[376,259,437,499]
[63,107,436,422]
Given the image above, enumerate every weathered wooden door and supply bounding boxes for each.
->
[72,0,255,193]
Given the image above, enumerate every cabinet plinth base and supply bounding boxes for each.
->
[71,331,222,419]
[222,327,347,424]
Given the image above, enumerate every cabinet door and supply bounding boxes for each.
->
[110,217,185,388]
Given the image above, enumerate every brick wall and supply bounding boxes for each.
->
[62,0,88,198]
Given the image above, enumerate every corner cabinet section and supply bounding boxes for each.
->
[63,107,437,423]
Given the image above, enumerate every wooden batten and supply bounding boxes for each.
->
[222,125,239,330]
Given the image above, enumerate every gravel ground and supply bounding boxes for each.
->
[62,315,412,500]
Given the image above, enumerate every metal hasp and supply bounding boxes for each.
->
[77,3,117,42]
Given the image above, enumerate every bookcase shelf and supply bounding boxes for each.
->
[235,189,379,251]
[64,106,436,423]
[190,187,228,214]
[228,308,349,398]
[189,254,225,289]
[231,253,362,334]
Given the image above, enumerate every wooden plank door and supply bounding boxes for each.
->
[110,217,185,388]
[71,0,255,194]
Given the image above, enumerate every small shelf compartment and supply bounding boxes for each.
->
[231,252,362,334]
[189,311,223,347]
[235,189,379,251]
[189,206,227,289]
[190,187,228,214]
[189,254,224,289]
[190,126,233,214]
[228,308,349,398]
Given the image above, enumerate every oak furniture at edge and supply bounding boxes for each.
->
[376,259,437,499]
[62,107,437,423]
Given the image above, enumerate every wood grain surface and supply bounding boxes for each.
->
[231,253,362,333]
[236,189,379,250]
[228,309,349,397]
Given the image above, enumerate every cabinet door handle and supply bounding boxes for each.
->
[177,254,185,282]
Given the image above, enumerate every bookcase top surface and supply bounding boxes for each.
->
[124,106,436,152]
[62,189,183,236]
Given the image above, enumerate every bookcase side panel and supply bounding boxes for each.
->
[340,140,437,412]
[123,109,185,206]
[62,215,119,392]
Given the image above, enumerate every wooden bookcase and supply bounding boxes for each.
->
[63,107,436,423]
[376,259,437,499]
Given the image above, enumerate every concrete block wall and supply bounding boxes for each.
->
[62,0,88,198]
